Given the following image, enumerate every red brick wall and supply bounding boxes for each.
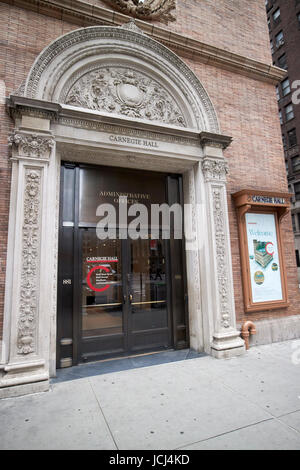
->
[0,1,299,341]
[187,58,300,322]
[93,0,272,63]
[0,4,78,338]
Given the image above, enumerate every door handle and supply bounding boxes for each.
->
[123,294,133,303]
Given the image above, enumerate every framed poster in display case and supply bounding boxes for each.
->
[233,190,291,313]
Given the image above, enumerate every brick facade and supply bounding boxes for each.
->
[0,0,299,342]
[266,0,300,284]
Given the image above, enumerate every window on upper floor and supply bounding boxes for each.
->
[276,85,280,100]
[278,54,288,70]
[288,128,297,147]
[297,12,300,26]
[285,103,294,121]
[275,31,284,48]
[292,214,296,231]
[292,155,300,172]
[273,8,281,24]
[279,110,283,124]
[282,134,287,150]
[294,182,300,200]
[270,40,274,54]
[296,250,300,268]
[282,78,291,96]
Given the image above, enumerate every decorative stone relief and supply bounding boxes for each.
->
[17,170,42,354]
[9,132,54,160]
[120,18,145,34]
[212,187,231,329]
[23,26,220,133]
[64,67,186,127]
[201,158,229,183]
[102,0,176,24]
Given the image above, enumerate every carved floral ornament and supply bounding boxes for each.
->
[102,0,176,24]
[201,158,229,182]
[212,188,231,329]
[18,170,41,355]
[8,132,54,160]
[64,67,187,127]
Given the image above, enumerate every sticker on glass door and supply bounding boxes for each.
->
[86,257,119,293]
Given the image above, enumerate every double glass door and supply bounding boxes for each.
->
[57,163,188,368]
[80,229,171,360]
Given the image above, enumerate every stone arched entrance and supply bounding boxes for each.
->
[0,22,244,397]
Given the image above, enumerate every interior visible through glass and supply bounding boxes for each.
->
[129,237,168,332]
[82,231,123,337]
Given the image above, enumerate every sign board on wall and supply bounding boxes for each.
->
[245,213,283,303]
[233,189,291,313]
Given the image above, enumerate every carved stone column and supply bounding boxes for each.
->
[0,122,56,397]
[200,134,245,358]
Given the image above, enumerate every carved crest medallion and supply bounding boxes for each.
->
[102,0,176,24]
[64,67,186,127]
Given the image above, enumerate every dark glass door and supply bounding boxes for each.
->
[128,236,171,353]
[79,230,171,361]
[80,230,127,359]
[57,163,189,368]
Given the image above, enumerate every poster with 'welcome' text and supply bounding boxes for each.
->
[245,212,283,303]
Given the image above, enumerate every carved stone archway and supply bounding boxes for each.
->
[0,24,244,398]
[23,24,220,133]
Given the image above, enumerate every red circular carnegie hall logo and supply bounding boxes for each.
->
[265,242,274,256]
[86,265,111,293]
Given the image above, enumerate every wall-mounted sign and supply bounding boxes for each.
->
[233,189,291,313]
[249,195,287,205]
[109,134,159,148]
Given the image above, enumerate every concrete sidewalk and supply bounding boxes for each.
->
[1,340,300,450]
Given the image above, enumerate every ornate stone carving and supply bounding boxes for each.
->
[102,0,176,24]
[202,158,229,183]
[24,26,220,133]
[120,18,145,34]
[64,67,186,127]
[212,188,231,329]
[17,170,41,354]
[9,132,54,160]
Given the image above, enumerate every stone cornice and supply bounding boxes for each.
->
[6,95,200,140]
[7,95,234,152]
[200,132,232,150]
[2,0,286,85]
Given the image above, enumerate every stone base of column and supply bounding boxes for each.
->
[0,359,49,398]
[211,330,245,359]
[0,380,49,399]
